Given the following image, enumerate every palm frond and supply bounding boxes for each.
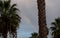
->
[0,0,21,38]
[11,4,17,8]
[51,22,56,25]
[4,0,10,10]
[52,31,56,35]
[51,17,60,36]
[12,7,19,11]
[0,0,4,12]
[0,0,3,8]
[50,27,56,31]
[55,18,60,24]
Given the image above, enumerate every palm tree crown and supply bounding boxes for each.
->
[29,32,38,38]
[50,17,60,38]
[0,0,21,38]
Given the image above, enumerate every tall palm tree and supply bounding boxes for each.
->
[37,0,48,38]
[0,0,21,38]
[50,17,60,38]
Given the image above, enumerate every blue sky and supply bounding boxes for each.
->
[11,0,60,38]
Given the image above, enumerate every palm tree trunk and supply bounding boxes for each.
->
[3,34,7,38]
[37,0,47,38]
[2,30,7,38]
[54,33,58,38]
[54,35,58,38]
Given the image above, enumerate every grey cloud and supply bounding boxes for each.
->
[11,0,60,38]
[46,0,60,38]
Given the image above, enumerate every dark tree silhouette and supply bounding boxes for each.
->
[37,0,48,38]
[50,17,60,38]
[29,32,38,38]
[0,0,21,38]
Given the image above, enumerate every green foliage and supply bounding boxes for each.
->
[50,17,60,37]
[0,0,21,38]
[29,32,38,38]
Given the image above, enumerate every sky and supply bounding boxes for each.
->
[46,0,60,38]
[11,0,60,38]
[12,0,38,38]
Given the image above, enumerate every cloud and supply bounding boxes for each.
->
[15,0,38,38]
[11,0,60,38]
[46,0,60,38]
[46,0,60,27]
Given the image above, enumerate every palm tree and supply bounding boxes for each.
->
[29,32,38,38]
[37,0,48,38]
[50,17,60,38]
[0,0,21,38]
